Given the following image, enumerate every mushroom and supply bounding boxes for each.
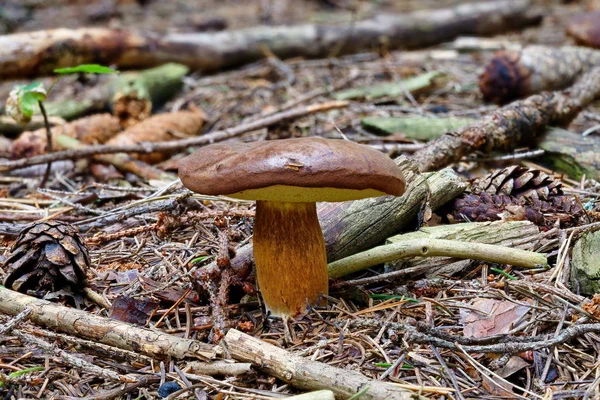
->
[178,137,405,318]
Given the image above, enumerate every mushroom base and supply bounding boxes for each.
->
[253,200,328,318]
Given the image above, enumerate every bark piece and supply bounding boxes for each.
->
[479,46,600,103]
[105,110,206,164]
[223,329,418,400]
[0,285,219,360]
[571,230,600,295]
[566,12,600,49]
[11,113,121,159]
[413,66,600,172]
[111,63,190,127]
[537,127,600,180]
[0,1,539,78]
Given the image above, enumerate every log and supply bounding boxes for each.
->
[411,66,600,172]
[0,1,539,78]
[479,46,600,103]
[223,329,419,400]
[0,286,218,361]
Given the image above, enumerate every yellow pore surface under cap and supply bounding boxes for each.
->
[226,184,389,202]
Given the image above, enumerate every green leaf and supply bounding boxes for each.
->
[20,82,44,92]
[54,64,119,75]
[334,71,444,100]
[490,267,517,280]
[19,91,46,119]
[361,116,475,140]
[369,294,419,302]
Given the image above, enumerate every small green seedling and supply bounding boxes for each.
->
[6,64,119,187]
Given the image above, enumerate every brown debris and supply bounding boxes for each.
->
[479,46,600,103]
[11,114,122,159]
[444,167,583,227]
[566,12,600,49]
[104,110,206,164]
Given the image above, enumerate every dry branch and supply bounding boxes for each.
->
[328,238,547,279]
[479,46,600,103]
[0,286,219,361]
[0,101,348,173]
[412,66,600,172]
[0,1,538,79]
[223,329,419,400]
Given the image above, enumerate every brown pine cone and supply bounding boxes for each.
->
[444,166,582,228]
[3,220,89,296]
[472,165,562,200]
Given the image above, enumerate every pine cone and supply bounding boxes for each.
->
[472,165,562,200]
[444,166,582,228]
[3,221,89,296]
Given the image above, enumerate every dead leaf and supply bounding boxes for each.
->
[109,296,159,326]
[461,298,531,338]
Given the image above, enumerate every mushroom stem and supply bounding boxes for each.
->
[253,200,328,318]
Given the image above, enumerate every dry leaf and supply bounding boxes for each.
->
[104,110,206,164]
[461,298,531,338]
[11,114,121,158]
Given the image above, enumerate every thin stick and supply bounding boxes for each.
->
[0,101,348,172]
[37,101,52,188]
[327,238,548,279]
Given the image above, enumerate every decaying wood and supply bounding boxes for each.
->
[385,221,543,277]
[0,285,219,361]
[479,46,600,103]
[111,63,190,127]
[104,110,206,164]
[223,329,419,400]
[412,66,600,172]
[11,113,122,159]
[0,1,538,79]
[204,158,467,278]
[538,127,600,180]
[0,101,348,173]
[321,157,466,262]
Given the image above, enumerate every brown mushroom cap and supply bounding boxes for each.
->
[179,137,405,202]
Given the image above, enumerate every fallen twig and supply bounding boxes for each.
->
[404,322,600,354]
[327,238,548,279]
[0,1,538,78]
[0,285,219,361]
[223,328,420,400]
[0,101,348,172]
[412,67,600,172]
